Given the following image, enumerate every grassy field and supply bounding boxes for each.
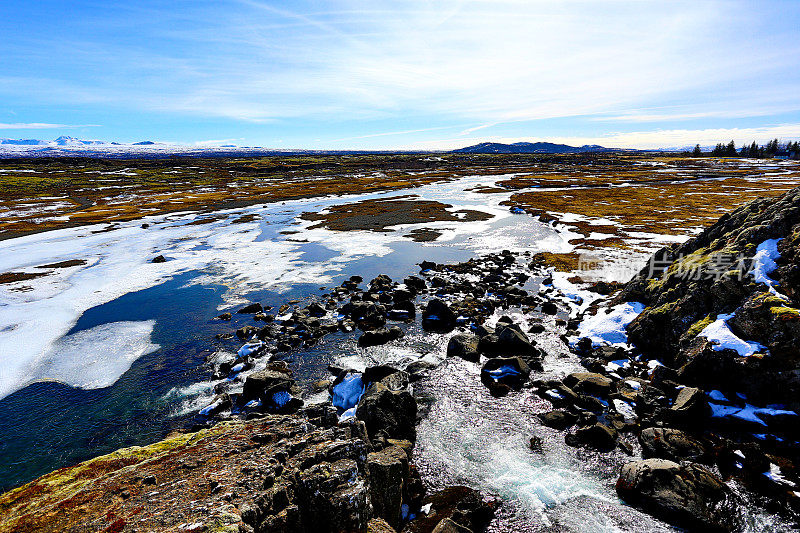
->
[1,154,798,249]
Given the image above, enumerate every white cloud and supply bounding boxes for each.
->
[405,123,800,151]
[0,123,99,130]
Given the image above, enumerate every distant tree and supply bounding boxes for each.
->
[740,144,749,157]
[692,144,702,157]
[750,141,759,158]
[766,138,779,155]
[725,140,737,156]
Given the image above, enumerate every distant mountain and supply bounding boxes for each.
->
[0,139,48,145]
[54,136,107,146]
[453,141,614,154]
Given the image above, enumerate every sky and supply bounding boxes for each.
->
[1,0,799,150]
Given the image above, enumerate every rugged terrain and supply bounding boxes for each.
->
[4,156,800,532]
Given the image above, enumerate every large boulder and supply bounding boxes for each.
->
[422,299,458,333]
[359,326,404,347]
[616,459,737,531]
[243,369,294,402]
[402,486,494,533]
[669,386,710,425]
[571,422,617,451]
[447,333,480,363]
[563,372,613,397]
[538,410,578,430]
[480,357,530,396]
[356,383,417,442]
[639,427,712,464]
[367,446,409,530]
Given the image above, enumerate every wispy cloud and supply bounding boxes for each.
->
[0,123,100,130]
[406,124,800,151]
[0,1,799,146]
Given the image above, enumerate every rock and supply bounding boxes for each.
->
[216,312,232,321]
[404,276,426,291]
[639,428,712,464]
[367,518,397,533]
[151,255,166,263]
[447,334,480,363]
[367,446,408,530]
[431,518,472,533]
[573,422,618,451]
[541,301,558,315]
[495,325,539,360]
[422,299,458,333]
[563,372,613,397]
[359,326,404,347]
[538,410,578,430]
[669,386,709,425]
[616,459,736,531]
[356,383,417,442]
[402,486,494,533]
[480,357,530,396]
[389,299,417,321]
[242,370,294,402]
[238,302,263,314]
[236,325,258,340]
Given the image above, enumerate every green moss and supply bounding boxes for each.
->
[771,306,800,318]
[684,314,715,340]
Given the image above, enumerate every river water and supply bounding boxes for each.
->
[0,174,790,531]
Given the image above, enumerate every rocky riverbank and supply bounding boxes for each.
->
[6,187,800,532]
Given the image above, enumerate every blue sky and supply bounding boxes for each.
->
[1,0,799,149]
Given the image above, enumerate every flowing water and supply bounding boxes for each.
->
[0,174,791,530]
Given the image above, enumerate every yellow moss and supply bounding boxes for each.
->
[771,306,800,318]
[685,314,715,340]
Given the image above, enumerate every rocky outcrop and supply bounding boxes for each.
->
[616,459,736,531]
[618,187,800,406]
[0,403,490,533]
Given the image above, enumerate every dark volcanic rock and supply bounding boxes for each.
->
[616,459,737,531]
[422,299,458,333]
[358,326,404,347]
[243,369,294,402]
[447,333,480,362]
[357,383,417,442]
[367,446,409,530]
[238,302,263,314]
[538,410,578,430]
[403,486,494,533]
[480,356,531,396]
[639,427,712,464]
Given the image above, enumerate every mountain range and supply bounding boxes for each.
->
[452,141,614,154]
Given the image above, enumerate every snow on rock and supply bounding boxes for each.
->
[709,400,797,426]
[699,313,767,357]
[751,238,782,294]
[576,302,645,347]
[237,342,263,358]
[331,373,366,412]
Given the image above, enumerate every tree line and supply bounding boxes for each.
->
[689,139,799,158]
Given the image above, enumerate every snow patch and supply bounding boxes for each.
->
[576,302,645,347]
[751,238,782,294]
[699,313,767,357]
